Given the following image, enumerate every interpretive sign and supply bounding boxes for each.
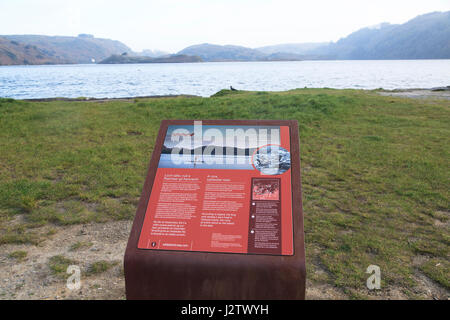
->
[125,120,305,299]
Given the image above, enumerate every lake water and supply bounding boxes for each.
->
[1,60,449,99]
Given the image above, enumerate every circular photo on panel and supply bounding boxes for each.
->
[252,145,291,175]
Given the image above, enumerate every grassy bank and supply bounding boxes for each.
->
[0,89,448,299]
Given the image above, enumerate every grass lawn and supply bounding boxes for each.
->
[0,89,448,299]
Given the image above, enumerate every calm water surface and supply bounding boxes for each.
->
[1,60,449,99]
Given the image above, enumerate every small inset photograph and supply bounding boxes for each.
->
[252,178,280,201]
[252,145,291,175]
[158,125,281,170]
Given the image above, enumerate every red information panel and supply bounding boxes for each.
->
[138,123,293,255]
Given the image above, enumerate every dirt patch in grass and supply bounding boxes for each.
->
[0,220,130,299]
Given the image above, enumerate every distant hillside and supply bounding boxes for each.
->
[309,11,450,59]
[1,34,132,64]
[178,43,267,61]
[177,43,306,61]
[135,49,169,58]
[99,53,202,64]
[0,37,69,65]
[256,42,329,55]
[177,9,450,61]
[1,10,448,65]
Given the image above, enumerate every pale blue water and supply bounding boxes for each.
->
[1,60,449,99]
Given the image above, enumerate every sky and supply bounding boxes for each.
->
[1,0,449,53]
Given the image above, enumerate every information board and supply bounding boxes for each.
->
[125,119,305,299]
[137,122,294,255]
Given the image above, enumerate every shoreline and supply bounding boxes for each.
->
[2,58,450,67]
[20,94,201,102]
[8,87,448,102]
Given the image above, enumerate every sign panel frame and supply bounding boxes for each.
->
[124,119,305,299]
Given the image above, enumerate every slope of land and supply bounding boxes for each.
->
[256,42,330,55]
[308,11,450,59]
[177,43,306,61]
[135,49,169,58]
[0,37,69,65]
[178,43,268,61]
[1,10,448,65]
[0,34,132,65]
[176,11,450,61]
[0,89,448,300]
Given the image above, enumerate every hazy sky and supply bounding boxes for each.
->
[1,0,449,52]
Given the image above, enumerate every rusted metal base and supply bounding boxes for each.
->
[124,249,305,299]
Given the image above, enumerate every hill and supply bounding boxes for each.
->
[1,10,448,65]
[256,42,329,55]
[177,43,267,61]
[309,11,450,59]
[135,49,170,58]
[250,11,450,60]
[176,11,450,61]
[1,34,132,64]
[0,37,69,65]
[177,43,307,61]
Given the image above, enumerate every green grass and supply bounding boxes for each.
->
[48,255,77,278]
[86,260,119,275]
[69,241,93,251]
[0,89,449,298]
[420,258,449,288]
[8,250,27,261]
